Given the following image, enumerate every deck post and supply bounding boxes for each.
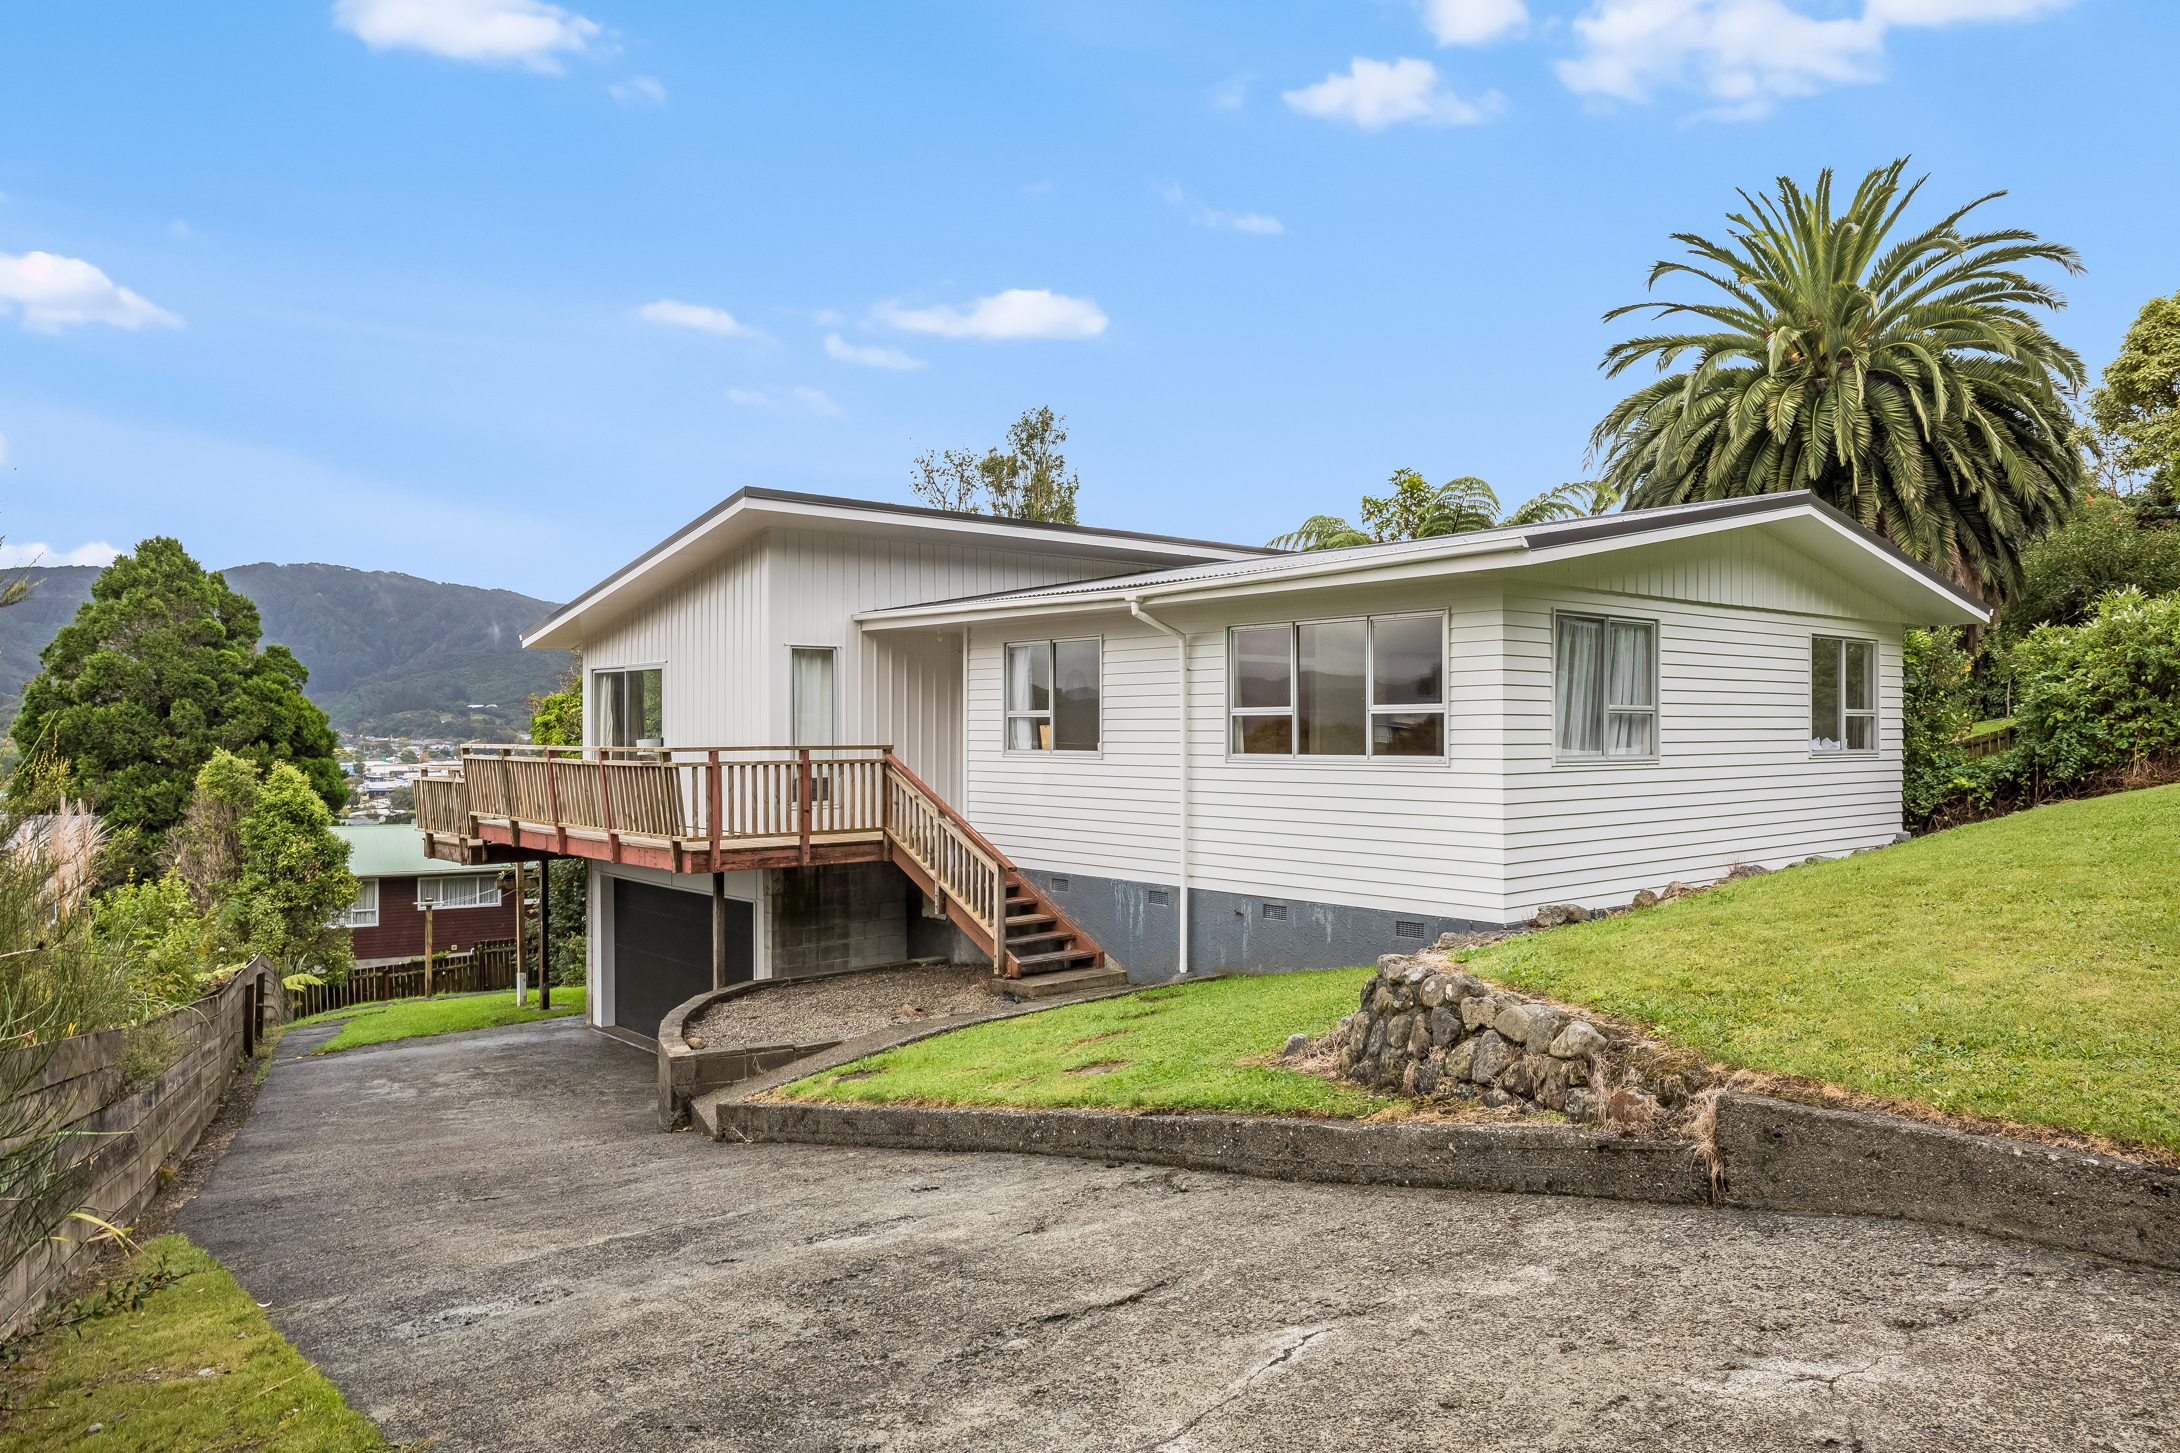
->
[711,871,727,992]
[537,862,552,1013]
[512,862,527,1005]
[422,903,435,998]
[547,748,567,856]
[707,751,722,873]
[797,749,813,867]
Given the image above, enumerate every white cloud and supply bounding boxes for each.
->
[1556,0,2076,118]
[725,385,841,415]
[1209,76,1249,110]
[0,251,182,333]
[331,0,600,73]
[0,540,120,568]
[166,220,199,242]
[1283,57,1504,130]
[1161,184,1283,235]
[813,308,846,327]
[639,299,764,338]
[0,433,8,466]
[824,334,927,370]
[610,74,666,105]
[875,289,1108,341]
[1419,0,1529,44]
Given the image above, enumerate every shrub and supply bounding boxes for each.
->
[1901,627,1978,825]
[1999,494,2180,639]
[2012,587,2180,783]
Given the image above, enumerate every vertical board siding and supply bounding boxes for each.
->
[573,528,1131,801]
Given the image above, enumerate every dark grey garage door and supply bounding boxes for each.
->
[612,879,752,1039]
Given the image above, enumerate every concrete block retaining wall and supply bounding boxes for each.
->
[0,959,288,1335]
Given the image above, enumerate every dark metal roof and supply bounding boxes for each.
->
[526,487,1282,642]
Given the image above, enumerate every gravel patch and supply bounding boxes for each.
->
[685,965,995,1047]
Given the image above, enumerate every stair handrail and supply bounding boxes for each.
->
[880,752,1017,875]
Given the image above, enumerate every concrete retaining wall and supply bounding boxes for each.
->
[697,1089,2180,1271]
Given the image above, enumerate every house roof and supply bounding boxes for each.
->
[336,824,496,879]
[522,487,1280,651]
[855,492,1991,629]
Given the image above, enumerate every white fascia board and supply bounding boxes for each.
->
[853,536,1530,630]
[524,495,1268,651]
[1518,503,1987,624]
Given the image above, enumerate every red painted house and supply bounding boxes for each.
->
[333,825,521,967]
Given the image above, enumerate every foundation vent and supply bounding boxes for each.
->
[1147,889,1170,907]
[1261,903,1288,921]
[1394,919,1426,939]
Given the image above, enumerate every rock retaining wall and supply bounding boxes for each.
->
[1311,951,1670,1127]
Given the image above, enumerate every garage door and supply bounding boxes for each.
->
[612,878,752,1039]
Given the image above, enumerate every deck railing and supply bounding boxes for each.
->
[437,744,1013,949]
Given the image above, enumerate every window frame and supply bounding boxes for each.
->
[416,875,502,911]
[1810,634,1880,757]
[1002,636,1103,756]
[1550,609,1661,766]
[591,664,666,750]
[788,645,839,748]
[1223,610,1449,763]
[336,878,379,929]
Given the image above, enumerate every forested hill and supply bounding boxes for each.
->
[0,561,572,741]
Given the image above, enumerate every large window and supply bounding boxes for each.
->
[595,668,663,749]
[1812,636,1877,753]
[417,875,501,910]
[1006,638,1100,752]
[335,879,378,929]
[1555,613,1656,759]
[1229,614,1445,758]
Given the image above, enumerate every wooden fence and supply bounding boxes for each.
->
[288,937,526,1019]
[1962,722,2019,760]
[0,957,287,1337]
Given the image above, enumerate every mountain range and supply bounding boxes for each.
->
[0,561,574,741]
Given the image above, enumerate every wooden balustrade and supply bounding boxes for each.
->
[415,774,469,835]
[881,760,1005,942]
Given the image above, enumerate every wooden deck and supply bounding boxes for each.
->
[415,745,1105,979]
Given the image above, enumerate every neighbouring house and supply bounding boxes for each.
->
[411,486,1985,1041]
[334,824,520,967]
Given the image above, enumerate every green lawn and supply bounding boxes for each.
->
[0,1236,388,1452]
[777,973,1388,1116]
[1464,785,2180,1150]
[302,987,585,1053]
[789,785,2180,1153]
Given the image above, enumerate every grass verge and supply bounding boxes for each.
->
[776,973,1386,1116]
[787,785,2178,1155]
[306,987,586,1053]
[1,1235,388,1452]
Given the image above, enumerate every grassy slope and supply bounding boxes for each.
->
[792,785,2178,1152]
[0,1237,386,1452]
[306,988,585,1052]
[1466,784,2180,1149]
[778,975,1387,1116]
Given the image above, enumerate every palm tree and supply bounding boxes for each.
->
[1590,160,2085,601]
[1270,471,1617,550]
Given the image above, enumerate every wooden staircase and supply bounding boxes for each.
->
[992,873,1126,998]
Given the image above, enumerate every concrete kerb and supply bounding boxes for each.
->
[696,1084,2180,1273]
[659,967,1147,1130]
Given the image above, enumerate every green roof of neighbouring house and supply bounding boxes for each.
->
[333,825,491,880]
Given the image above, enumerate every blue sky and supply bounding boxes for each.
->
[0,0,2168,600]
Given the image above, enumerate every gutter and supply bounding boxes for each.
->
[1125,593,1190,979]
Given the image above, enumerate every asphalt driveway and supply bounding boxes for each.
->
[180,1016,2177,1452]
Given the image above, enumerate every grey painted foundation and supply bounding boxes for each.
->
[1011,867,1514,983]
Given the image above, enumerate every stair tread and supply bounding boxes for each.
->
[1005,913,1057,927]
[985,964,1129,999]
[1010,948,1101,967]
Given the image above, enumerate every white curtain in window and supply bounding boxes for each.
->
[1556,616,1604,753]
[1606,621,1654,756]
[791,648,836,747]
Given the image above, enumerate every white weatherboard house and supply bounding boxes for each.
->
[416,486,1985,1042]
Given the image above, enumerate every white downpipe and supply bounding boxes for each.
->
[1127,595,1189,978]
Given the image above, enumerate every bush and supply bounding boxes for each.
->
[2012,587,2180,783]
[2000,495,2180,639]
[1901,627,1978,825]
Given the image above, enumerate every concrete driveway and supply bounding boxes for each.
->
[181,1017,2177,1452]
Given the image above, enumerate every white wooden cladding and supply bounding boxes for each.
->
[963,540,1914,923]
